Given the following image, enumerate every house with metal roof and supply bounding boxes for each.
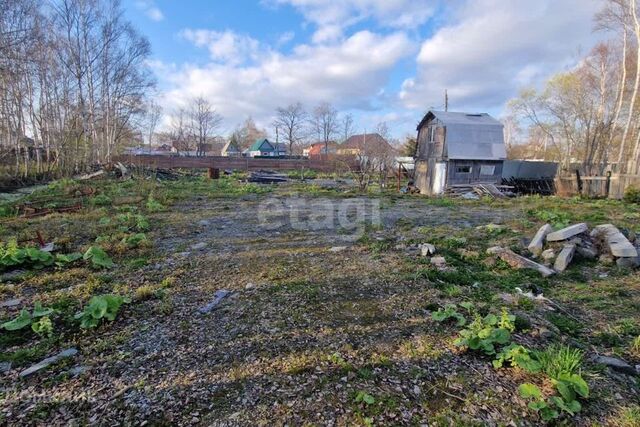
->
[414,111,507,195]
[245,139,287,157]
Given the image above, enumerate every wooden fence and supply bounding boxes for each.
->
[113,154,359,173]
[555,172,640,199]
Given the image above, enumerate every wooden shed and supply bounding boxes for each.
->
[414,111,507,195]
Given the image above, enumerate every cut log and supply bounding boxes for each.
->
[528,224,553,257]
[486,247,556,277]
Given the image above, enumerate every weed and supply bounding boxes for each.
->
[614,405,640,427]
[83,246,114,269]
[533,344,583,380]
[546,313,583,336]
[432,304,467,326]
[631,336,640,357]
[75,294,130,329]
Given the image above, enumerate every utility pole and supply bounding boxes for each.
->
[445,90,449,112]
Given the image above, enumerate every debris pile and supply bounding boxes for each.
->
[444,183,515,199]
[527,222,639,272]
[248,170,288,184]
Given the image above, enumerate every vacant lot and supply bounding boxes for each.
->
[1,174,639,426]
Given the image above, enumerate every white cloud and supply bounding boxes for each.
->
[399,0,603,112]
[136,1,164,22]
[180,29,263,64]
[156,30,414,131]
[277,31,295,46]
[268,0,439,43]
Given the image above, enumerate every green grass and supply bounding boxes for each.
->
[533,344,584,380]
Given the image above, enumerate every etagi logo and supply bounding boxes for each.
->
[257,196,381,241]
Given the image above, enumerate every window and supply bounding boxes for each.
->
[456,166,472,174]
[429,126,436,142]
[480,165,496,175]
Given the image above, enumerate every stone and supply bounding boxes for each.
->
[576,245,598,260]
[430,256,446,268]
[0,362,11,373]
[0,270,27,283]
[20,348,78,378]
[0,298,22,308]
[198,290,232,314]
[198,219,211,227]
[528,224,553,257]
[591,224,638,258]
[329,246,348,253]
[546,223,588,242]
[616,257,640,269]
[245,283,257,290]
[554,244,576,272]
[190,242,207,251]
[67,366,88,377]
[593,355,637,376]
[486,247,556,277]
[420,243,436,257]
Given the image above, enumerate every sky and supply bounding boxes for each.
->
[125,0,606,140]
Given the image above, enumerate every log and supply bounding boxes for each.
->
[487,246,556,277]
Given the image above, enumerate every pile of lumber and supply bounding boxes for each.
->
[444,183,515,198]
[248,170,288,184]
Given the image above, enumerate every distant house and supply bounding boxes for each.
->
[222,139,242,157]
[414,111,507,195]
[245,139,287,157]
[303,142,337,157]
[337,133,395,156]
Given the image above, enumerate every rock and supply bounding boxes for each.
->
[198,219,211,227]
[0,362,11,373]
[486,247,556,277]
[430,256,446,268]
[576,245,598,260]
[329,246,348,253]
[457,248,479,259]
[541,249,556,264]
[593,355,637,376]
[0,298,22,308]
[546,223,588,242]
[528,224,553,257]
[0,270,27,282]
[198,290,232,314]
[245,283,256,290]
[394,244,407,250]
[19,348,78,377]
[67,366,88,377]
[420,243,436,257]
[616,257,640,269]
[190,242,207,251]
[591,224,638,258]
[554,244,576,272]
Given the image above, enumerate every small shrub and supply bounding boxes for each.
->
[432,304,466,326]
[75,294,130,329]
[1,302,55,336]
[493,344,541,372]
[454,311,513,355]
[623,186,640,204]
[83,246,114,269]
[90,194,112,207]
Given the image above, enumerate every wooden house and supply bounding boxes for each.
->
[414,111,507,195]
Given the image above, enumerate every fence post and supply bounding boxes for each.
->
[575,170,582,196]
[605,171,612,199]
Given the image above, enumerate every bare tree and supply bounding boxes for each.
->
[145,101,162,147]
[341,113,354,142]
[311,102,338,155]
[170,108,189,153]
[188,97,222,156]
[273,102,307,155]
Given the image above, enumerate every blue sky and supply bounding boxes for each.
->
[124,0,604,140]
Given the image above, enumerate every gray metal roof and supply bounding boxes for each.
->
[420,110,506,161]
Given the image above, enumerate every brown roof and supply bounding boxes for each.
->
[340,133,395,152]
